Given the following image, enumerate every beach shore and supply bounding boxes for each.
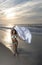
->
[0,34,42,65]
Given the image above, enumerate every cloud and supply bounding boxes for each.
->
[0,0,29,10]
[0,0,42,24]
[0,0,6,3]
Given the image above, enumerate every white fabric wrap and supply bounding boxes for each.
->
[14,26,32,44]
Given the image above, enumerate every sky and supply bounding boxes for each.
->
[0,0,42,24]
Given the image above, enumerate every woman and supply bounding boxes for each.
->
[11,28,18,56]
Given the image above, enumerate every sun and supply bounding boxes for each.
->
[4,8,16,19]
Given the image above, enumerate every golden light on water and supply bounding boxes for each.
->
[3,30,13,53]
[4,30,12,43]
[4,24,13,43]
[3,25,13,52]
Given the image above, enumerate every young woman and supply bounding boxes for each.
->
[11,28,18,56]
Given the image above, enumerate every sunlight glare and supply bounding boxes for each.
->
[4,24,13,43]
[4,8,16,19]
[4,30,12,43]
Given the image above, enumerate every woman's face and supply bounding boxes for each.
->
[13,30,15,34]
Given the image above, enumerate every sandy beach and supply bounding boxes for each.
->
[0,34,42,65]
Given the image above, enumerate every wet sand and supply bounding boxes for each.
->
[0,34,42,65]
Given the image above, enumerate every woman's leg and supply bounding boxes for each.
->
[13,42,18,56]
[15,42,18,56]
[15,44,17,53]
[13,44,16,55]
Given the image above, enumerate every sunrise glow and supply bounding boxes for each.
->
[4,8,16,19]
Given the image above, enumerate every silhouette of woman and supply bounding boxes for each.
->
[11,28,18,56]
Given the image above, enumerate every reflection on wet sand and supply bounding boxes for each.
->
[0,24,13,52]
[0,24,42,65]
[0,24,42,54]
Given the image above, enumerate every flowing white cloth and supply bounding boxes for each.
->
[14,26,32,44]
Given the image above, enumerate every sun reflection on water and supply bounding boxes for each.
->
[3,24,12,43]
[3,24,14,53]
[4,29,12,43]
